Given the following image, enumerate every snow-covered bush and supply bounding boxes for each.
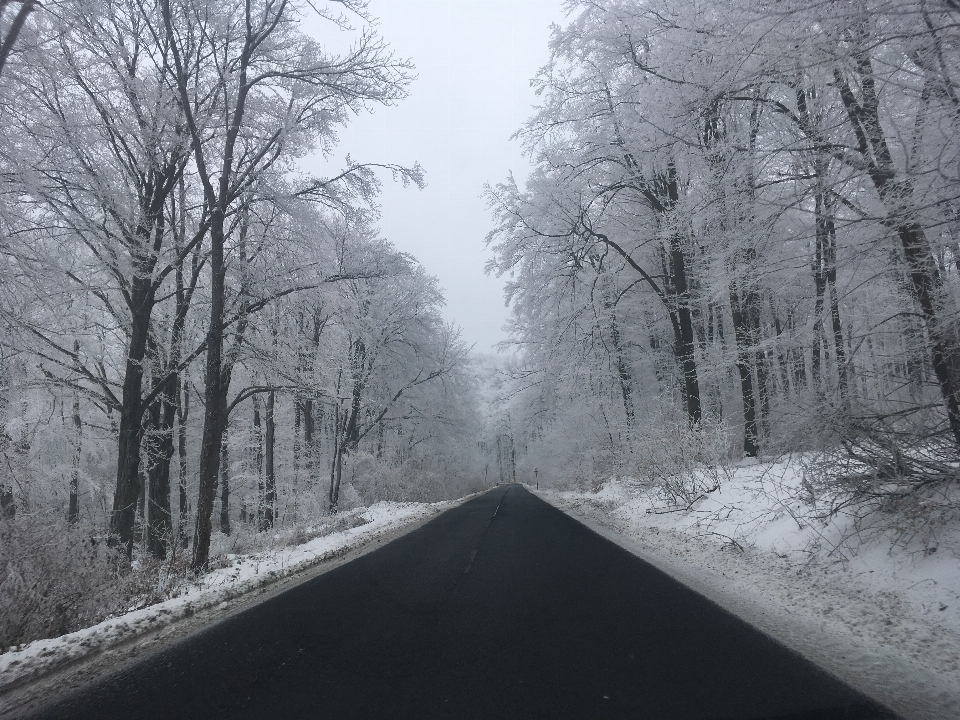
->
[0,513,125,648]
[344,451,485,504]
[630,412,733,507]
[780,394,960,544]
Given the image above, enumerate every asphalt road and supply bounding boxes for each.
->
[24,485,897,719]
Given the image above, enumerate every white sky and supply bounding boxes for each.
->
[316,0,568,354]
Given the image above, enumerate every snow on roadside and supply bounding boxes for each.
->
[537,460,960,720]
[0,500,449,694]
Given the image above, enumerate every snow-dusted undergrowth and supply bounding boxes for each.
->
[0,500,450,694]
[538,459,960,720]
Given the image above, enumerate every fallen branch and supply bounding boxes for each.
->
[703,530,744,552]
[646,483,720,515]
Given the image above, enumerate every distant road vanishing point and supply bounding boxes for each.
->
[20,485,897,719]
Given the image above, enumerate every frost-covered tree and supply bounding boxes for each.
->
[489,0,960,492]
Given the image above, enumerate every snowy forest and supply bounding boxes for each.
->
[0,0,494,646]
[487,0,960,509]
[2,0,960,660]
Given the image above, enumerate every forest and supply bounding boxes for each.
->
[2,0,960,654]
[486,0,960,512]
[0,0,491,647]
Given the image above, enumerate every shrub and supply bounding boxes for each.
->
[0,513,125,648]
[630,411,733,506]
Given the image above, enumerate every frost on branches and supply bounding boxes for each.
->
[0,0,485,650]
[486,0,960,525]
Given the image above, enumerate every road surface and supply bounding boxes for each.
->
[21,485,897,719]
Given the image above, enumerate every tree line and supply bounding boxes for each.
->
[486,0,960,498]
[0,0,482,577]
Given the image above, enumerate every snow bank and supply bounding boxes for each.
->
[0,500,450,695]
[537,460,960,720]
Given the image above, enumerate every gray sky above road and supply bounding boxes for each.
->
[321,0,568,354]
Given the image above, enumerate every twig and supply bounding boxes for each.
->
[703,530,744,552]
[647,484,719,514]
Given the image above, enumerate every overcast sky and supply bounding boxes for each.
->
[316,0,568,354]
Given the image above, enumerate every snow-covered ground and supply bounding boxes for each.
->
[535,459,960,720]
[0,499,456,700]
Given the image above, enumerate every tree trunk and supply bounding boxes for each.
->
[328,406,343,512]
[145,385,176,559]
[219,431,230,535]
[69,346,81,525]
[749,297,769,438]
[708,303,725,421]
[191,221,226,571]
[496,435,504,484]
[329,443,344,513]
[0,0,36,77]
[344,338,366,447]
[253,393,265,530]
[138,465,147,547]
[826,224,849,400]
[730,288,759,457]
[293,400,301,485]
[811,194,827,392]
[663,166,702,425]
[302,397,314,474]
[110,278,155,557]
[264,389,276,528]
[177,373,190,549]
[608,303,635,426]
[672,290,702,425]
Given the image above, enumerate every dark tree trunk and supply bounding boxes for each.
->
[293,400,301,483]
[731,288,759,457]
[177,373,190,549]
[329,443,344,513]
[328,406,343,511]
[145,384,176,559]
[672,280,702,425]
[663,166,702,425]
[344,339,366,447]
[0,0,36,76]
[0,487,13,519]
[708,303,725,421]
[496,436,504,484]
[302,397,315,475]
[301,311,323,476]
[608,307,635,426]
[263,390,276,528]
[138,465,146,547]
[219,432,230,535]
[110,277,155,557]
[191,220,226,571]
[253,394,265,530]
[107,160,181,558]
[329,339,365,512]
[748,297,769,437]
[69,350,81,525]
[772,309,791,397]
[812,196,827,392]
[826,222,849,400]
